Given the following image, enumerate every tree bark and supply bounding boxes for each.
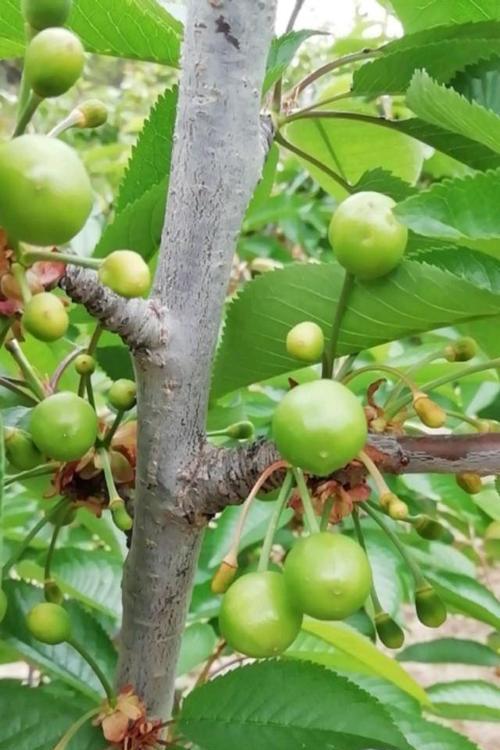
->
[116,0,277,717]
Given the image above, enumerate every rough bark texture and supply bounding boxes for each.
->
[197,432,500,513]
[116,0,277,716]
[62,265,165,355]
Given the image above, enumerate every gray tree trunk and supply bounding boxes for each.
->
[116,0,277,716]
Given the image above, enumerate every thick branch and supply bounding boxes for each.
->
[61,265,165,355]
[117,0,278,716]
[198,433,500,514]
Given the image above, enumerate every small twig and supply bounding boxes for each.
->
[286,0,306,32]
[275,130,352,193]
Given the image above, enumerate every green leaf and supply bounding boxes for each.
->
[94,179,166,260]
[425,570,500,628]
[390,0,500,32]
[395,168,500,241]
[353,169,415,202]
[115,88,178,212]
[96,346,134,381]
[354,27,500,95]
[177,624,217,676]
[17,548,122,620]
[0,580,117,700]
[393,711,480,750]
[211,256,500,397]
[406,70,500,155]
[452,56,500,113]
[1,0,181,65]
[180,660,413,750]
[0,681,102,750]
[397,638,500,666]
[263,30,319,94]
[299,620,429,705]
[427,680,500,721]
[284,115,424,198]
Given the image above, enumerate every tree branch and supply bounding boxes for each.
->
[61,265,165,356]
[117,0,278,717]
[197,433,500,514]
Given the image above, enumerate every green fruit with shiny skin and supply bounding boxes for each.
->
[98,250,151,298]
[329,192,408,280]
[284,532,372,620]
[26,602,71,644]
[0,135,92,246]
[286,321,325,363]
[5,427,43,470]
[375,612,405,649]
[0,589,7,624]
[21,0,72,30]
[108,379,137,411]
[415,584,447,628]
[25,28,84,98]
[272,379,367,476]
[30,392,97,462]
[74,354,96,375]
[23,292,69,342]
[219,571,302,657]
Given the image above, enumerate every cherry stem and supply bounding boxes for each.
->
[48,110,82,138]
[342,363,417,394]
[44,503,68,583]
[445,409,482,430]
[2,497,67,578]
[78,324,102,397]
[5,339,46,401]
[386,356,500,418]
[352,508,384,616]
[0,317,13,348]
[288,49,379,99]
[4,462,57,487]
[49,347,85,392]
[383,349,445,411]
[12,91,42,138]
[292,468,320,533]
[284,91,353,120]
[11,262,32,304]
[22,249,102,270]
[16,22,36,118]
[67,636,116,705]
[323,271,355,379]
[357,450,390,496]
[85,373,96,410]
[285,0,306,32]
[194,639,227,688]
[257,469,293,572]
[361,501,427,587]
[225,460,288,566]
[0,376,38,406]
[274,131,353,194]
[98,448,121,504]
[51,706,101,750]
[320,496,334,531]
[103,410,124,448]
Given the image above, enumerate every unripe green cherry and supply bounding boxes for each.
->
[284,532,372,620]
[0,589,7,624]
[45,502,77,527]
[30,391,98,462]
[413,515,445,541]
[272,379,367,476]
[22,292,69,342]
[21,0,72,30]
[329,192,408,280]
[44,580,64,605]
[25,28,85,98]
[286,321,325,363]
[219,571,302,658]
[0,135,93,246]
[456,471,482,495]
[98,250,151,298]
[226,421,255,440]
[415,584,447,628]
[387,498,409,521]
[74,353,96,375]
[374,611,405,649]
[413,393,446,429]
[5,427,43,470]
[444,337,478,363]
[26,602,71,644]
[108,379,137,411]
[75,99,108,129]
